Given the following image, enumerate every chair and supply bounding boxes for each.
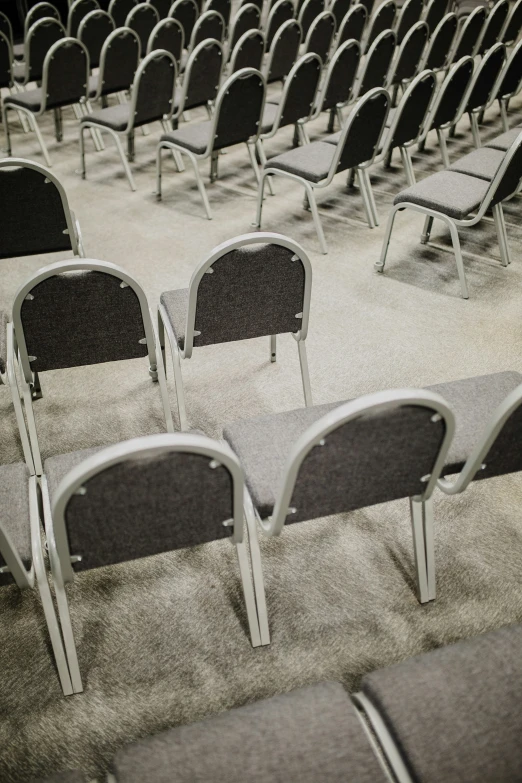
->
[13,2,61,60]
[423,0,449,32]
[265,0,295,51]
[450,5,486,62]
[80,49,177,190]
[386,20,428,100]
[330,0,351,29]
[77,9,114,68]
[256,88,390,252]
[158,232,313,430]
[364,0,396,52]
[310,38,360,132]
[461,42,506,147]
[157,68,265,219]
[187,9,225,53]
[168,0,198,43]
[395,0,422,43]
[336,3,367,45]
[377,129,522,298]
[419,11,457,72]
[477,0,509,56]
[227,2,261,57]
[264,18,301,84]
[11,258,174,477]
[298,0,326,37]
[203,0,231,31]
[304,10,336,62]
[223,388,454,639]
[125,3,159,52]
[3,38,90,167]
[354,28,396,99]
[87,26,141,103]
[67,0,99,37]
[501,0,522,46]
[171,39,224,126]
[11,17,65,87]
[149,0,172,18]
[495,39,522,132]
[229,28,264,72]
[147,16,184,65]
[107,0,137,26]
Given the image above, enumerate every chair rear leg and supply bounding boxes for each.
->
[187,152,212,219]
[246,141,261,184]
[436,128,450,167]
[492,202,511,267]
[469,112,481,147]
[356,168,376,229]
[500,98,509,132]
[159,305,188,430]
[420,214,433,244]
[255,139,274,195]
[270,334,276,362]
[235,541,262,648]
[161,120,184,171]
[400,146,416,186]
[243,489,270,645]
[375,205,398,272]
[423,496,436,601]
[409,497,430,604]
[361,167,379,226]
[446,218,469,299]
[210,150,219,183]
[253,169,267,228]
[297,339,313,406]
[112,130,137,191]
[305,183,328,253]
[8,87,30,132]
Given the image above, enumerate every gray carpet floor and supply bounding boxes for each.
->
[2,86,522,782]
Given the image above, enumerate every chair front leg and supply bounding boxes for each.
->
[445,216,469,299]
[297,338,313,406]
[375,204,399,272]
[409,497,430,604]
[492,202,511,267]
[111,130,137,191]
[304,182,328,254]
[255,139,274,195]
[270,334,276,363]
[243,488,270,645]
[356,168,376,229]
[235,539,263,648]
[158,305,188,431]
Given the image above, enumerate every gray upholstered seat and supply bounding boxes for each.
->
[264,142,336,183]
[394,171,490,220]
[0,462,31,570]
[159,289,189,349]
[82,103,130,132]
[160,122,211,155]
[260,101,279,134]
[44,446,107,503]
[485,126,522,151]
[448,147,505,181]
[112,681,388,783]
[4,87,43,111]
[0,310,8,374]
[34,771,86,783]
[359,623,522,783]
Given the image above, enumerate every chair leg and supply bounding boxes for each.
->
[446,218,469,299]
[78,101,103,152]
[53,108,63,142]
[210,150,219,183]
[327,107,336,133]
[423,496,436,601]
[6,324,34,473]
[375,206,398,272]
[492,202,511,267]
[127,130,135,162]
[409,497,430,604]
[270,334,276,363]
[304,182,328,254]
[469,112,481,148]
[151,321,175,433]
[253,170,267,228]
[297,339,313,406]
[336,106,344,129]
[8,87,30,133]
[161,120,184,171]
[400,146,416,186]
[112,130,136,192]
[159,306,189,431]
[246,141,261,184]
[500,98,509,133]
[2,104,12,154]
[84,100,105,150]
[243,489,270,645]
[436,128,450,168]
[255,139,274,196]
[188,152,212,219]
[235,541,262,648]
[156,144,164,199]
[79,124,87,179]
[361,167,379,226]
[421,215,434,244]
[356,169,375,229]
[19,374,43,476]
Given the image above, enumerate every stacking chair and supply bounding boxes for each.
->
[495,39,522,132]
[223,388,454,640]
[364,0,396,52]
[461,42,506,147]
[87,27,141,104]
[450,5,486,62]
[11,17,65,87]
[310,38,361,132]
[108,0,138,26]
[147,16,184,64]
[395,0,423,43]
[80,49,177,190]
[336,3,367,45]
[229,28,264,72]
[11,258,174,477]
[1,313,34,472]
[477,0,509,56]
[168,0,198,42]
[264,18,301,83]
[377,129,522,298]
[298,0,326,37]
[354,28,395,99]
[187,9,225,52]
[171,39,224,126]
[304,11,336,62]
[227,2,261,56]
[149,0,172,18]
[3,38,90,166]
[256,88,390,252]
[501,0,522,46]
[423,0,449,33]
[67,0,99,36]
[125,3,160,51]
[13,1,61,61]
[0,459,74,696]
[419,11,457,72]
[158,232,313,430]
[386,20,428,101]
[77,9,114,68]
[330,0,351,28]
[265,0,295,51]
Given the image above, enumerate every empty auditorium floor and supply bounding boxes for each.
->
[2,93,522,781]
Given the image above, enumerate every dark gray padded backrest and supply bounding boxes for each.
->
[0,310,7,374]
[61,448,234,571]
[491,135,522,205]
[299,0,325,36]
[134,51,176,125]
[79,10,114,68]
[149,18,183,63]
[465,44,505,113]
[19,270,149,372]
[321,40,360,110]
[424,0,448,32]
[305,12,335,61]
[0,164,72,259]
[338,4,367,43]
[361,623,522,783]
[266,0,294,49]
[0,30,11,88]
[338,88,388,171]
[396,0,423,43]
[279,55,321,126]
[168,0,198,40]
[191,9,224,46]
[184,39,223,109]
[214,70,264,149]
[424,12,457,70]
[205,0,231,27]
[366,0,395,49]
[390,21,428,84]
[389,72,435,147]
[267,19,300,82]
[452,6,486,60]
[358,29,395,94]
[359,0,374,14]
[126,3,159,51]
[109,0,138,27]
[502,0,522,44]
[431,57,473,128]
[100,28,140,94]
[27,18,64,82]
[229,3,260,51]
[478,0,509,54]
[0,11,13,44]
[68,0,99,37]
[331,0,351,28]
[287,402,447,524]
[192,243,306,347]
[498,42,522,99]
[27,1,61,31]
[230,29,264,71]
[46,39,88,108]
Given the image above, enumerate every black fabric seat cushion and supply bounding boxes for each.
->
[360,623,522,783]
[0,462,31,577]
[0,310,8,374]
[4,87,43,112]
[485,126,522,151]
[161,121,212,154]
[265,141,335,183]
[449,147,505,181]
[260,101,279,134]
[223,371,522,518]
[112,681,388,783]
[81,103,130,131]
[394,170,490,220]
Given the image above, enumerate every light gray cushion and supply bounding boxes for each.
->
[44,446,107,504]
[394,170,490,220]
[324,129,341,144]
[159,288,189,349]
[161,121,212,154]
[113,681,388,783]
[260,101,279,134]
[449,147,505,181]
[266,141,335,183]
[4,87,43,111]
[360,623,522,783]
[0,310,8,374]
[0,462,31,575]
[81,103,130,131]
[485,126,522,151]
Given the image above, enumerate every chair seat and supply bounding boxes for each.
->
[449,147,505,181]
[4,87,43,112]
[12,42,24,60]
[81,103,130,131]
[160,288,189,350]
[265,141,335,183]
[260,101,279,134]
[394,170,490,220]
[44,446,107,503]
[0,310,8,374]
[0,462,31,573]
[12,61,26,81]
[161,121,212,154]
[485,126,522,151]
[223,370,522,518]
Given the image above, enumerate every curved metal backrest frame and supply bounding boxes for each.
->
[0,30,13,87]
[125,47,177,130]
[188,9,226,50]
[450,4,486,61]
[497,37,522,101]
[0,10,14,46]
[23,17,66,84]
[229,27,264,71]
[365,0,396,50]
[304,9,336,57]
[173,37,224,117]
[12,258,158,385]
[395,0,423,42]
[263,388,455,535]
[181,232,313,358]
[168,0,199,39]
[420,11,456,70]
[125,1,160,48]
[356,27,396,97]
[38,36,90,114]
[265,0,296,49]
[338,4,367,43]
[423,0,449,32]
[264,17,302,81]
[25,1,61,36]
[465,40,506,114]
[93,26,141,99]
[261,51,322,138]
[50,433,246,583]
[228,2,261,53]
[312,37,361,117]
[388,19,428,85]
[420,54,474,138]
[67,0,100,36]
[77,9,115,67]
[477,0,509,54]
[108,0,138,26]
[385,68,436,151]
[147,16,184,59]
[501,0,522,44]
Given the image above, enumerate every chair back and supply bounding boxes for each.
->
[147,16,184,63]
[502,0,522,45]
[488,129,522,207]
[95,26,141,96]
[359,0,374,14]
[0,10,13,45]
[266,390,454,534]
[304,10,335,61]
[265,18,301,82]
[178,38,223,112]
[131,48,176,126]
[78,9,114,68]
[357,27,395,96]
[25,17,65,83]
[426,54,473,131]
[180,233,312,357]
[478,0,509,55]
[149,0,172,18]
[125,2,159,51]
[265,0,295,50]
[395,0,422,43]
[388,20,427,85]
[330,0,351,28]
[0,158,79,260]
[229,28,264,72]
[0,463,32,589]
[203,0,231,29]
[50,434,245,578]
[424,0,448,33]
[189,9,225,49]
[451,5,486,61]
[387,68,436,149]
[334,86,389,172]
[108,0,138,26]
[365,0,396,51]
[496,38,522,101]
[298,0,326,36]
[67,0,99,36]
[317,38,360,112]
[465,42,505,115]
[0,30,12,89]
[25,1,61,36]
[211,67,265,151]
[337,3,367,44]
[42,37,90,110]
[168,0,198,41]
[269,52,321,131]
[422,11,456,71]
[228,3,260,54]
